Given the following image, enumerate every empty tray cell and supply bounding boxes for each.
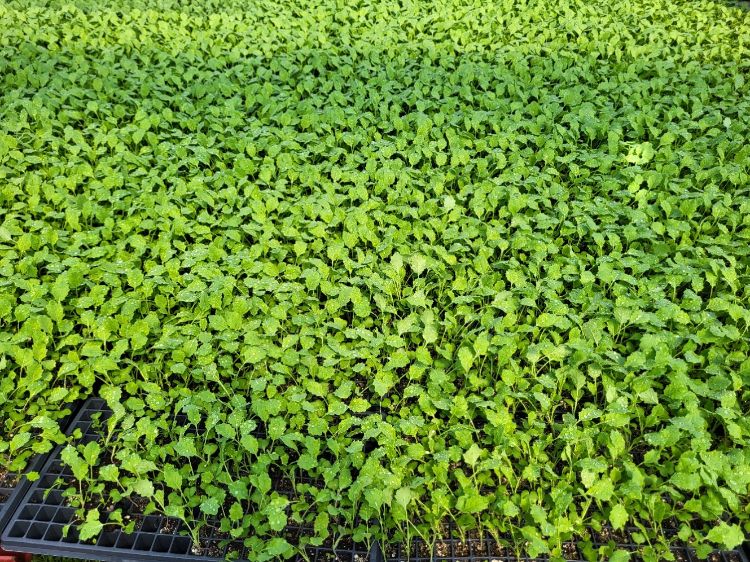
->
[43,524,64,542]
[134,533,156,551]
[157,517,182,534]
[169,535,191,554]
[560,542,580,560]
[384,543,406,561]
[115,532,135,549]
[53,507,75,523]
[152,535,173,552]
[61,527,80,544]
[17,504,40,521]
[96,530,119,547]
[42,490,64,506]
[202,539,228,557]
[7,521,30,538]
[38,474,61,488]
[35,505,58,522]
[25,522,48,540]
[46,460,66,476]
[140,515,161,533]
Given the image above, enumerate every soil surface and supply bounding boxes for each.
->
[0,470,20,490]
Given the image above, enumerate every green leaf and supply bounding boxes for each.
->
[132,479,154,497]
[264,538,292,559]
[314,511,329,538]
[51,277,70,301]
[409,254,428,275]
[397,314,416,335]
[423,324,438,344]
[457,490,490,513]
[588,477,614,501]
[60,445,87,481]
[395,487,413,508]
[82,441,100,466]
[243,346,266,363]
[609,504,628,530]
[298,454,317,470]
[457,347,474,372]
[374,372,394,396]
[473,333,490,356]
[200,496,221,516]
[229,502,244,522]
[706,523,745,550]
[266,497,289,532]
[163,464,182,489]
[99,464,119,482]
[79,509,103,542]
[173,436,198,458]
[506,269,526,286]
[9,432,31,453]
[463,444,483,466]
[609,550,631,562]
[349,398,370,413]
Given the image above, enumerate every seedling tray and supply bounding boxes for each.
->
[3,399,748,562]
[0,405,79,535]
[379,524,750,562]
[1,398,375,562]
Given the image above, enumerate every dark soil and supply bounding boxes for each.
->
[486,539,508,557]
[594,527,629,543]
[336,535,355,550]
[0,470,19,491]
[562,541,579,558]
[129,495,149,512]
[191,540,224,557]
[435,540,450,558]
[453,541,470,557]
[160,518,179,534]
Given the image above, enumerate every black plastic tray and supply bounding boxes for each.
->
[1,398,375,562]
[0,404,80,535]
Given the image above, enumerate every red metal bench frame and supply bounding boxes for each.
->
[0,546,31,562]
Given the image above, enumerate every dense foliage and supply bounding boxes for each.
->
[1,0,749,559]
